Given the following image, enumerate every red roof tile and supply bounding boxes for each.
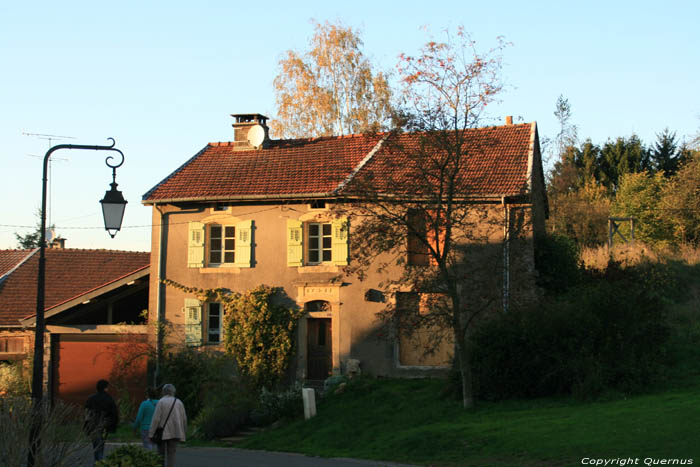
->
[143,135,383,202]
[142,123,536,203]
[0,250,35,279]
[346,124,534,196]
[0,249,149,326]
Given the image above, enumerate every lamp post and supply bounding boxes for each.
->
[28,138,126,466]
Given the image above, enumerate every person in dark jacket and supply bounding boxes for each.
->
[84,379,119,463]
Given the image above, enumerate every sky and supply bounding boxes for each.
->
[1,0,698,252]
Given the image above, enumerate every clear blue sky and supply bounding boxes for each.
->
[1,0,698,252]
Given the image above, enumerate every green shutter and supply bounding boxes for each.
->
[234,220,253,268]
[184,298,202,346]
[187,222,205,268]
[331,218,349,266]
[287,219,303,266]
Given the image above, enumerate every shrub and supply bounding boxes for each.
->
[190,376,257,439]
[534,233,581,292]
[96,444,161,467]
[472,268,671,400]
[192,403,250,439]
[158,347,237,419]
[251,382,304,425]
[0,360,30,396]
[223,286,305,390]
[0,397,88,467]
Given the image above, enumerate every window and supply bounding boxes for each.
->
[406,209,445,266]
[184,298,202,346]
[0,337,23,353]
[407,210,429,266]
[308,223,332,264]
[286,218,348,267]
[188,220,252,268]
[208,303,222,343]
[209,225,235,264]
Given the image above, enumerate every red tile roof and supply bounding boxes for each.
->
[143,123,538,203]
[345,124,534,197]
[143,135,384,202]
[0,249,149,326]
[0,250,35,279]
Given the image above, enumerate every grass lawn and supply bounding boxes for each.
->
[237,259,700,466]
[238,376,700,466]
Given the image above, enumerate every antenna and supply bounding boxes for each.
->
[23,131,77,229]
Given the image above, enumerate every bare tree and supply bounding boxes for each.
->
[337,28,511,409]
[272,20,392,139]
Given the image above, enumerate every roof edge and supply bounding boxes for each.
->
[21,265,150,323]
[142,144,210,202]
[143,192,337,205]
[0,248,38,287]
[526,122,537,193]
[334,135,388,195]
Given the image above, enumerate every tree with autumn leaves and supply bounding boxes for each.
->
[336,28,511,409]
[272,20,392,139]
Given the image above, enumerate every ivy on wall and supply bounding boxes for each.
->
[163,280,304,389]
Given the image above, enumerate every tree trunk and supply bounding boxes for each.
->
[455,336,474,409]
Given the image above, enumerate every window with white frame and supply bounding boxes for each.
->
[286,218,348,267]
[209,225,235,264]
[187,220,253,269]
[307,223,332,264]
[208,302,222,343]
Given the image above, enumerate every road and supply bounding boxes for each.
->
[80,443,418,466]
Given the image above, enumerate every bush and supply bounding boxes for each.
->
[251,382,304,426]
[534,233,581,292]
[158,347,237,419]
[192,403,250,439]
[96,444,161,467]
[0,397,88,467]
[472,267,671,400]
[190,376,257,439]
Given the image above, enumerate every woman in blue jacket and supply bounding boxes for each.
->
[133,387,159,450]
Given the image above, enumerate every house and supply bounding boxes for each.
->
[0,246,150,406]
[142,113,547,380]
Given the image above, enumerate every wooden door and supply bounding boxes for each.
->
[307,318,332,380]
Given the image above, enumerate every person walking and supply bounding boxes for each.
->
[84,379,119,464]
[132,387,159,450]
[149,384,187,467]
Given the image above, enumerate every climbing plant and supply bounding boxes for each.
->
[163,280,304,389]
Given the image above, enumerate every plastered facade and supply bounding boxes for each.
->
[149,198,541,379]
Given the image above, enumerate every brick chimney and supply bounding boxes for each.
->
[505,115,513,125]
[231,114,270,150]
[49,237,66,249]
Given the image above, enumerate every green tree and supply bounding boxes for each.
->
[659,151,700,244]
[650,128,681,176]
[272,20,393,139]
[599,135,650,190]
[14,210,56,249]
[612,172,673,246]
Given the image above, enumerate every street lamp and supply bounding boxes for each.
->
[28,138,126,467]
[100,158,128,238]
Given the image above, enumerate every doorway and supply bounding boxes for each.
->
[306,318,332,380]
